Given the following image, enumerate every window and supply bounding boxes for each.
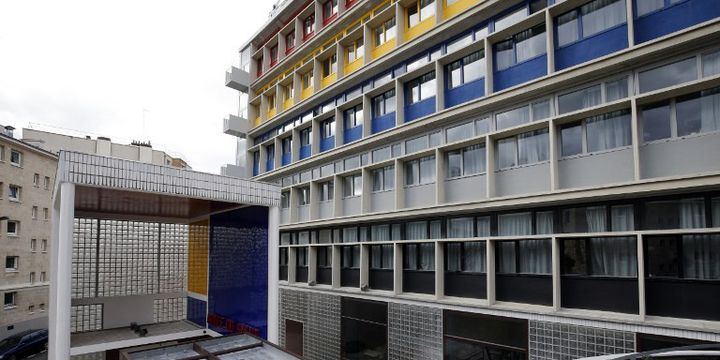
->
[0,145,4,161]
[405,156,436,186]
[446,144,486,178]
[33,173,39,187]
[281,191,290,208]
[638,57,697,93]
[556,0,627,47]
[4,292,16,309]
[497,239,552,274]
[29,272,35,284]
[302,70,313,89]
[281,137,292,157]
[343,174,362,197]
[446,241,486,273]
[370,244,394,269]
[344,104,364,128]
[40,272,46,282]
[269,45,278,66]
[561,237,637,277]
[319,181,334,201]
[346,38,364,63]
[558,84,602,114]
[494,24,546,71]
[444,311,528,359]
[31,239,37,252]
[321,118,335,139]
[41,239,47,252]
[341,245,360,267]
[407,0,435,28]
[561,206,607,232]
[497,129,549,169]
[322,54,337,78]
[5,256,18,271]
[31,206,38,220]
[10,150,21,166]
[560,110,631,157]
[495,104,530,130]
[445,33,473,54]
[406,71,436,104]
[371,166,395,192]
[495,6,529,32]
[405,135,428,153]
[297,187,310,206]
[636,0,685,17]
[323,0,338,23]
[644,197,706,230]
[341,298,387,360]
[303,14,315,38]
[374,17,396,47]
[642,87,720,142]
[7,221,19,236]
[403,243,435,270]
[286,32,295,52]
[8,185,20,201]
[300,127,312,147]
[256,56,263,76]
[446,121,474,143]
[282,84,294,102]
[641,102,672,142]
[267,93,276,111]
[446,50,486,89]
[28,305,35,313]
[372,89,396,118]
[646,234,720,280]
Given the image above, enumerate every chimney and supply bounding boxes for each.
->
[2,126,15,138]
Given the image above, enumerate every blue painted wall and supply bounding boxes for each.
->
[372,112,396,134]
[555,25,628,71]
[320,136,335,152]
[494,55,547,91]
[634,0,720,44]
[209,206,269,338]
[344,126,363,144]
[299,145,311,160]
[445,79,485,108]
[187,297,207,327]
[405,97,436,122]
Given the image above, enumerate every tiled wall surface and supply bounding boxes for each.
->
[529,320,635,360]
[278,288,340,360]
[388,302,443,360]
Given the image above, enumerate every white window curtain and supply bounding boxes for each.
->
[446,243,462,272]
[406,221,428,240]
[536,211,554,235]
[515,29,546,63]
[680,198,706,228]
[518,239,552,274]
[580,0,626,38]
[392,224,402,240]
[420,156,436,184]
[476,216,491,237]
[343,246,358,268]
[343,227,358,243]
[611,205,635,231]
[682,234,720,280]
[605,78,628,102]
[498,137,517,169]
[381,244,393,269]
[590,237,637,277]
[298,231,310,244]
[371,245,393,269]
[404,244,418,269]
[586,206,607,232]
[699,89,720,134]
[499,213,533,236]
[635,0,664,16]
[465,241,486,273]
[371,245,382,268]
[703,51,720,77]
[430,221,442,239]
[448,217,474,238]
[419,243,435,270]
[586,111,631,152]
[497,241,517,273]
[372,225,390,241]
[518,130,549,165]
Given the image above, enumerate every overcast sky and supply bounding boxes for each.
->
[0,0,274,173]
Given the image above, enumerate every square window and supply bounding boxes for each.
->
[7,221,19,236]
[10,150,22,166]
[5,256,19,271]
[4,292,17,309]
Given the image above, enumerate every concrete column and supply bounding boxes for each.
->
[395,3,405,46]
[309,181,319,220]
[435,148,445,205]
[360,244,370,290]
[267,206,280,343]
[332,245,341,289]
[308,245,318,285]
[552,236,561,311]
[362,95,372,138]
[549,119,559,191]
[394,159,405,210]
[288,247,297,284]
[435,241,444,299]
[395,79,405,126]
[333,175,343,217]
[484,38,493,95]
[393,243,403,295]
[361,167,372,213]
[435,61,445,112]
[485,135,496,198]
[486,239,496,305]
[626,0,635,47]
[637,234,646,320]
[545,10,555,74]
[291,128,301,163]
[631,98,642,180]
[335,108,344,147]
[49,182,74,360]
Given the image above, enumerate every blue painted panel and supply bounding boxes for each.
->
[320,136,335,152]
[445,79,485,108]
[265,159,274,172]
[281,152,291,166]
[299,145,311,160]
[405,97,436,123]
[494,55,547,92]
[344,126,363,144]
[252,163,259,177]
[555,25,628,71]
[187,297,207,327]
[372,112,396,134]
[634,0,720,44]
[209,206,269,339]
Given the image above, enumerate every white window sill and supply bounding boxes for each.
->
[5,269,19,273]
[7,234,18,238]
[10,162,22,168]
[3,306,17,311]
[8,198,20,203]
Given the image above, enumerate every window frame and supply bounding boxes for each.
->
[446,49,486,89]
[494,24,547,71]
[343,174,363,198]
[405,155,437,186]
[303,14,316,39]
[371,165,395,192]
[374,17,397,47]
[322,53,338,78]
[405,71,437,105]
[323,0,339,24]
[445,143,486,179]
[286,32,296,54]
[372,89,396,118]
[555,0,628,49]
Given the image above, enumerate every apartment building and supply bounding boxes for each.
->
[225,0,720,358]
[0,126,56,339]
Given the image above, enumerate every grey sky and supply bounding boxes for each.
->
[0,0,274,173]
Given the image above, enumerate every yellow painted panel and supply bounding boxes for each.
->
[405,16,436,42]
[188,220,208,296]
[267,108,277,118]
[443,0,481,20]
[283,98,294,111]
[301,86,314,100]
[320,73,337,89]
[371,38,396,60]
[254,116,262,127]
[344,57,364,75]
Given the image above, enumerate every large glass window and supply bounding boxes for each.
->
[323,0,338,22]
[646,234,720,280]
[374,17,396,47]
[446,241,486,272]
[281,191,290,208]
[303,14,315,38]
[562,206,607,233]
[300,128,312,147]
[321,118,335,139]
[561,110,631,157]
[341,298,388,360]
[371,166,395,192]
[641,102,672,142]
[556,0,627,47]
[639,57,697,93]
[406,71,436,104]
[642,86,720,142]
[403,243,435,270]
[322,54,337,78]
[343,174,363,198]
[445,121,474,143]
[446,143,486,178]
[370,244,394,269]
[405,156,436,186]
[344,104,364,129]
[561,237,637,277]
[407,0,435,28]
[644,197,706,230]
[319,181,334,202]
[494,24,547,71]
[497,239,552,274]
[443,311,528,360]
[497,129,549,169]
[346,38,364,63]
[297,187,310,206]
[372,89,396,118]
[558,84,602,114]
[446,50,486,89]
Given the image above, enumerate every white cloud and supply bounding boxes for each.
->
[0,0,274,172]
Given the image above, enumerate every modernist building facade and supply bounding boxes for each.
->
[0,126,56,339]
[225,0,720,358]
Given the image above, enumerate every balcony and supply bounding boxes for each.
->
[225,66,250,92]
[223,114,249,138]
